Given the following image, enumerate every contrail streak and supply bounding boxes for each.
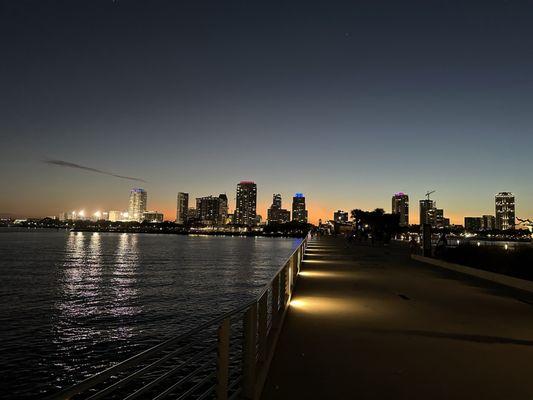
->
[43,159,147,183]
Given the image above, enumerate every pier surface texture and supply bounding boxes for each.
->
[261,237,533,400]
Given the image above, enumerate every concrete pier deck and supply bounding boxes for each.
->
[262,237,533,399]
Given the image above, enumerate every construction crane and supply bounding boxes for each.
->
[425,190,435,200]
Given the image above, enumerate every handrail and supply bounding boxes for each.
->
[48,232,311,400]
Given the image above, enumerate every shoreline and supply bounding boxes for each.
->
[0,226,307,238]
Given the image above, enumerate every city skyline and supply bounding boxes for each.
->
[2,1,533,223]
[49,184,521,228]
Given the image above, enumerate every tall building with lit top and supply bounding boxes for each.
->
[234,181,257,226]
[128,188,147,222]
[176,192,189,225]
[392,193,409,226]
[267,194,290,224]
[495,192,515,230]
[292,193,308,223]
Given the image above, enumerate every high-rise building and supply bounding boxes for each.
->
[196,196,222,226]
[267,194,290,224]
[419,199,434,226]
[235,181,257,226]
[176,192,189,225]
[464,217,483,232]
[108,210,127,222]
[272,193,282,210]
[187,208,198,222]
[482,215,496,230]
[128,188,147,222]
[333,210,349,224]
[292,193,308,223]
[218,194,228,225]
[495,192,515,230]
[392,193,409,226]
[434,209,449,228]
[143,211,164,223]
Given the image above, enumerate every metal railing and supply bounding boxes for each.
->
[49,234,310,400]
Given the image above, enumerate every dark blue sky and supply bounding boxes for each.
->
[1,0,532,223]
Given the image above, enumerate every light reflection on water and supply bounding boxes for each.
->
[0,230,299,398]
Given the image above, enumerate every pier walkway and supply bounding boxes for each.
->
[262,237,533,399]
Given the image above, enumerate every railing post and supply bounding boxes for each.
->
[283,264,290,305]
[271,275,280,332]
[257,293,268,365]
[292,252,298,283]
[242,303,258,399]
[216,318,230,400]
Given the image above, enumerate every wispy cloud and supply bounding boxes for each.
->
[43,159,147,183]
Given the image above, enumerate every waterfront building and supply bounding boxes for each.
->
[333,210,349,224]
[267,194,291,224]
[392,193,409,226]
[143,211,164,223]
[226,213,234,225]
[495,192,515,230]
[176,192,189,225]
[235,181,257,226]
[218,194,228,225]
[465,217,483,232]
[292,193,308,223]
[108,210,125,222]
[91,211,106,221]
[482,215,496,230]
[128,188,147,222]
[196,196,222,226]
[187,208,198,222]
[59,210,86,221]
[419,199,435,226]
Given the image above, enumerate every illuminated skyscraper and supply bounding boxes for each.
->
[419,199,435,226]
[176,192,189,225]
[495,192,515,230]
[218,194,228,225]
[196,196,222,226]
[272,194,282,210]
[267,194,290,224]
[128,188,147,222]
[235,181,257,226]
[292,193,308,223]
[392,193,409,226]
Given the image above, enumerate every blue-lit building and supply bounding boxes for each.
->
[292,193,308,223]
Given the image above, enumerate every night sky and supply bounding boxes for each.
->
[1,0,532,224]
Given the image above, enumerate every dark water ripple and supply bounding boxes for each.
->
[0,229,300,398]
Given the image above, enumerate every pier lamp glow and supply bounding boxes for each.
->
[94,211,101,219]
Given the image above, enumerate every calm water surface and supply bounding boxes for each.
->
[0,229,300,398]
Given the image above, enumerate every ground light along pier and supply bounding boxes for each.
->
[49,235,533,400]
